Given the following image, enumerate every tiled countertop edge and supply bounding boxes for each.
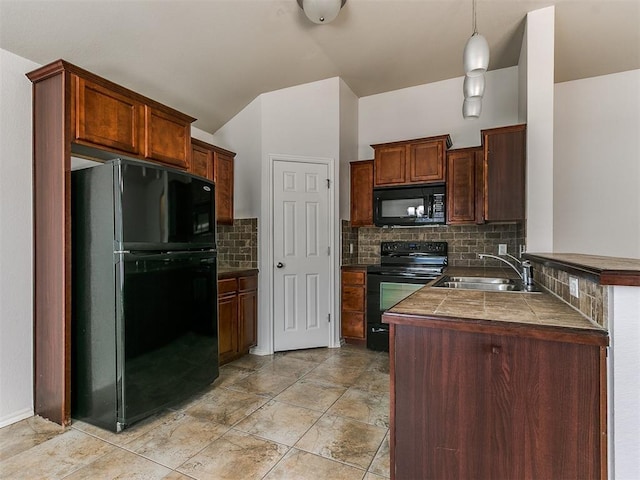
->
[523,253,640,287]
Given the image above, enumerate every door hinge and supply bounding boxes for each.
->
[328,313,331,323]
[327,246,331,255]
[326,179,330,189]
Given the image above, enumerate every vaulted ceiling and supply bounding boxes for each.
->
[1,0,638,133]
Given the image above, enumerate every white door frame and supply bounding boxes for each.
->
[253,153,338,355]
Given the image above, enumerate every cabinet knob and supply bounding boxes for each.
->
[491,346,501,355]
[276,262,284,269]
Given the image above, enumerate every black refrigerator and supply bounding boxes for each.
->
[72,158,219,432]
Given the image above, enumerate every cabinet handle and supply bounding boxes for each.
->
[491,346,501,355]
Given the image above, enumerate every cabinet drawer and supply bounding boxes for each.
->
[239,275,258,292]
[342,285,365,312]
[342,270,366,285]
[341,311,365,339]
[218,278,238,296]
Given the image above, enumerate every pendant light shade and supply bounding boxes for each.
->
[463,97,482,119]
[463,74,485,98]
[298,0,346,24]
[463,32,490,77]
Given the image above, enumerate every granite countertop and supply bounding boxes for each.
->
[218,266,259,279]
[384,268,607,344]
[524,252,640,286]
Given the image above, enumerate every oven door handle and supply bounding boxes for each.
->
[368,272,436,279]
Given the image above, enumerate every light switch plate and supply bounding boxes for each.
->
[498,244,507,255]
[569,276,579,298]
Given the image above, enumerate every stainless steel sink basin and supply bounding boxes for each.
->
[431,275,540,293]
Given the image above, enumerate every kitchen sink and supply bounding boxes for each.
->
[431,275,541,293]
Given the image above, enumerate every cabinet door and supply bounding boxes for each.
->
[350,160,374,226]
[392,325,492,480]
[214,152,234,225]
[483,125,526,221]
[144,106,190,169]
[446,148,482,224]
[374,145,406,186]
[190,143,213,181]
[239,289,257,352]
[409,141,445,183]
[218,294,239,364]
[488,335,605,479]
[74,76,142,155]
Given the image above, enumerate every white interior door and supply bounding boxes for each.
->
[273,159,331,351]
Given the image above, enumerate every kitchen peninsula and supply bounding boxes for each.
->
[383,259,613,480]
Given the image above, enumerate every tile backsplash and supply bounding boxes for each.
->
[531,261,608,328]
[216,218,258,269]
[344,222,525,267]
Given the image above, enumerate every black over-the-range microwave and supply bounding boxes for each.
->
[373,184,446,227]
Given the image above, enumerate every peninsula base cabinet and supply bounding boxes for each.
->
[387,321,608,480]
[218,274,258,365]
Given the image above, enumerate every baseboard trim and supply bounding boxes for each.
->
[0,407,34,428]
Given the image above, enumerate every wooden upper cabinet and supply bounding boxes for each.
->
[73,75,143,155]
[446,147,483,225]
[190,140,214,181]
[214,149,235,225]
[144,106,190,169]
[374,145,406,186]
[372,134,451,187]
[483,124,526,222]
[409,140,445,183]
[350,160,374,226]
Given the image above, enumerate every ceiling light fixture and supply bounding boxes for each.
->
[297,0,346,24]
[463,0,490,76]
[462,0,489,119]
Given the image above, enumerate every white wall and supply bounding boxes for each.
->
[554,70,640,258]
[358,66,520,159]
[609,286,640,479]
[524,6,555,252]
[0,49,40,427]
[518,22,528,123]
[211,98,263,219]
[339,80,359,220]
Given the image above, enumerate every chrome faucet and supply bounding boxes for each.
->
[477,253,534,287]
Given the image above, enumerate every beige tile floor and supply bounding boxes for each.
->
[0,345,390,480]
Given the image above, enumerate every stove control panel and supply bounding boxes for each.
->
[381,241,448,255]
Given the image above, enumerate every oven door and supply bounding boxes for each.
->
[366,271,433,352]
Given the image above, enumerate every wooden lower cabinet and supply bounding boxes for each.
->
[218,273,258,365]
[388,322,607,480]
[340,267,367,345]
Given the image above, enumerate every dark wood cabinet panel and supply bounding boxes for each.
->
[74,75,142,155]
[374,146,406,186]
[483,124,526,222]
[214,150,234,225]
[389,320,607,480]
[218,273,258,365]
[409,140,445,183]
[372,135,451,187]
[190,141,213,181]
[144,106,190,169]
[340,267,366,345]
[218,285,239,365]
[350,160,373,226]
[446,147,483,224]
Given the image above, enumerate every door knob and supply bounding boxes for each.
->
[276,262,284,269]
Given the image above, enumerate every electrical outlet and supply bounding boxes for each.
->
[519,244,526,256]
[569,276,579,298]
[349,243,354,254]
[498,244,507,255]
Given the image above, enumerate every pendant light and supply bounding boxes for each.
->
[297,0,347,24]
[462,0,490,76]
[462,97,482,119]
